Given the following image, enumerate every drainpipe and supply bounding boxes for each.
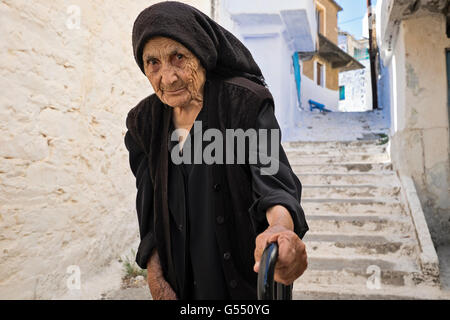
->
[367,0,379,110]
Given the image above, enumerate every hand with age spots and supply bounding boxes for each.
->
[253,216,308,286]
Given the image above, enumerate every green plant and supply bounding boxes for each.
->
[376,133,389,145]
[122,249,147,279]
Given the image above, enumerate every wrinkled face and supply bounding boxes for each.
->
[142,36,206,108]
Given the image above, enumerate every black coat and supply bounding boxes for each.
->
[124,74,309,299]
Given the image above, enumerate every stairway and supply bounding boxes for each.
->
[282,139,443,299]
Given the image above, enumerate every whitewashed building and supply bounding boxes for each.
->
[216,0,317,140]
[298,0,363,115]
[376,0,450,245]
[338,31,372,112]
[217,0,365,139]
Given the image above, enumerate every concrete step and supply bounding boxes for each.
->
[302,198,406,215]
[287,154,390,165]
[296,173,400,186]
[304,233,417,259]
[297,257,422,289]
[305,255,420,273]
[305,214,413,234]
[292,162,393,174]
[302,185,401,199]
[284,145,387,156]
[282,140,443,299]
[282,140,387,150]
[292,283,443,300]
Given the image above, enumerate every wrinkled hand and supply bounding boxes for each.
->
[253,225,308,285]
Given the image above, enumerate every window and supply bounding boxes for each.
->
[354,47,369,60]
[316,7,324,35]
[316,62,324,87]
[339,86,345,100]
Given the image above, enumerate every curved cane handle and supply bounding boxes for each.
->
[257,242,293,300]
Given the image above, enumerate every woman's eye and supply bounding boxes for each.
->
[176,53,184,60]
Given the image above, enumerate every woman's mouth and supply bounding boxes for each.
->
[164,88,186,95]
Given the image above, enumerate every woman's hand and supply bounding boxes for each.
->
[146,250,178,300]
[253,224,308,286]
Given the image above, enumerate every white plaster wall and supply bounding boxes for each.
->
[338,59,372,112]
[223,0,316,45]
[376,0,393,49]
[216,0,244,42]
[377,52,392,122]
[387,15,450,245]
[217,0,316,141]
[376,0,400,66]
[301,74,339,112]
[0,0,210,299]
[242,31,302,140]
[391,25,406,135]
[242,31,285,116]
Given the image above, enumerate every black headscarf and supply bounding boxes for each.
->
[132,1,266,86]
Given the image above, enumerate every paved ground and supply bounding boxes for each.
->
[102,285,151,300]
[287,109,390,142]
[100,275,152,300]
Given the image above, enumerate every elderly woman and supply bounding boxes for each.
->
[124,1,308,300]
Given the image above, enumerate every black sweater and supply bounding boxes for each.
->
[124,75,309,299]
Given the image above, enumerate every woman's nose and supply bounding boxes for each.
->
[160,65,178,87]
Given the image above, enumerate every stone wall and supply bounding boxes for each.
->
[0,0,210,299]
[389,14,450,246]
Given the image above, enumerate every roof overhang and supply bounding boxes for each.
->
[231,9,316,52]
[377,0,448,65]
[329,0,343,12]
[299,33,365,71]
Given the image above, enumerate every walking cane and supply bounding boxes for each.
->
[257,242,293,300]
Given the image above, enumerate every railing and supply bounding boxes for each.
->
[308,99,332,113]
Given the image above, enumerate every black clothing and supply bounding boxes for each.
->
[124,75,309,300]
[167,102,229,299]
[132,1,266,86]
[165,98,307,300]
